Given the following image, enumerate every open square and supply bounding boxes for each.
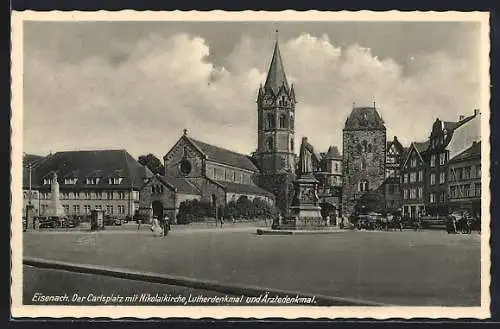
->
[23,228,480,306]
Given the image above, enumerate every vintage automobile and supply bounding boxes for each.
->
[35,216,74,229]
[103,215,123,226]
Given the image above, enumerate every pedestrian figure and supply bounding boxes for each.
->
[325,215,330,227]
[137,219,142,231]
[219,216,224,228]
[151,216,163,237]
[162,215,170,237]
[232,216,236,225]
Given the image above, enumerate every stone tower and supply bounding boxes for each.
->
[342,105,386,217]
[254,33,296,214]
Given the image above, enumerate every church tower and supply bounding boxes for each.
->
[254,32,296,175]
[254,32,296,214]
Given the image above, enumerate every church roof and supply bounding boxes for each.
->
[414,141,430,153]
[264,39,290,94]
[155,175,201,195]
[449,141,481,163]
[26,149,153,190]
[344,106,385,131]
[187,137,259,172]
[214,180,275,198]
[323,146,342,160]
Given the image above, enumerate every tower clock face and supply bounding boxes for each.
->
[179,159,192,176]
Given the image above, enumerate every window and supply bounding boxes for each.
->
[411,157,417,168]
[63,205,70,213]
[84,205,91,214]
[418,170,423,182]
[106,205,113,214]
[108,177,123,185]
[95,205,102,211]
[476,165,481,178]
[470,165,476,179]
[362,140,368,152]
[267,137,274,151]
[410,172,417,183]
[84,192,91,199]
[86,177,101,185]
[430,155,436,167]
[464,167,471,180]
[403,189,408,200]
[430,193,436,203]
[360,159,366,171]
[403,173,408,184]
[439,172,445,184]
[430,173,436,185]
[107,191,114,199]
[266,113,275,129]
[410,188,416,199]
[450,186,457,198]
[118,205,125,214]
[335,162,339,172]
[43,177,52,185]
[290,139,294,152]
[64,178,78,185]
[475,183,481,197]
[96,192,103,200]
[358,180,369,192]
[73,205,80,214]
[439,192,445,203]
[279,114,287,128]
[439,153,446,166]
[418,187,423,199]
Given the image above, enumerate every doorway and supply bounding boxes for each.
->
[152,201,164,220]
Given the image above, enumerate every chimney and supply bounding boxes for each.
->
[459,115,465,121]
[474,109,480,116]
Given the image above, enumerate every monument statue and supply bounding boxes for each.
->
[287,136,323,229]
[298,137,318,175]
[46,172,65,217]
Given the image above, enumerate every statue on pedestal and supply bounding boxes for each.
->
[298,137,319,176]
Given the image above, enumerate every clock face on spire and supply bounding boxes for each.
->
[263,94,274,107]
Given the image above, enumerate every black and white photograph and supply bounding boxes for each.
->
[11,11,490,319]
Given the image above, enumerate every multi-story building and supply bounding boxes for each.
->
[315,146,343,214]
[425,111,478,216]
[342,105,387,216]
[401,141,428,219]
[24,150,153,219]
[22,154,44,217]
[448,141,481,219]
[384,136,404,213]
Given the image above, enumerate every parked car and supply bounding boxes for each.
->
[35,216,70,229]
[104,216,122,226]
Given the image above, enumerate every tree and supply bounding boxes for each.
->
[236,196,252,219]
[354,190,385,214]
[138,153,165,175]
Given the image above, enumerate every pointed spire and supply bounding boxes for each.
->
[264,30,290,94]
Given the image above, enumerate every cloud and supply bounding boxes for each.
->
[23,31,480,160]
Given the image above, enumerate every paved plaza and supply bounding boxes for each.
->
[23,228,481,306]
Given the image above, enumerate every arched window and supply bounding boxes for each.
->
[358,180,369,192]
[368,144,372,153]
[362,140,368,152]
[356,144,362,154]
[267,113,275,129]
[267,137,274,151]
[290,138,294,152]
[279,114,287,128]
[360,159,366,171]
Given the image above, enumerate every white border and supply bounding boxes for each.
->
[11,10,491,319]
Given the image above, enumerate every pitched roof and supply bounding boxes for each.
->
[26,149,153,189]
[187,137,259,172]
[414,141,430,153]
[449,141,481,163]
[264,40,290,94]
[215,180,275,198]
[23,154,44,167]
[344,106,385,131]
[323,146,342,160]
[156,175,200,195]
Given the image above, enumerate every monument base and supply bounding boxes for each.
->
[288,205,324,229]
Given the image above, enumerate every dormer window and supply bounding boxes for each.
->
[64,178,78,185]
[43,178,52,185]
[108,177,123,185]
[86,177,101,185]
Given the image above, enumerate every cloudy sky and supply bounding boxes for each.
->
[23,20,483,159]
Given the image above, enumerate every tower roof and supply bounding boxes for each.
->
[264,38,290,94]
[344,106,385,131]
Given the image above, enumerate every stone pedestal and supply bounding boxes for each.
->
[25,204,34,231]
[288,173,323,229]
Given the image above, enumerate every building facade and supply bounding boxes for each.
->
[315,146,343,214]
[448,141,481,219]
[342,105,386,216]
[254,36,297,214]
[23,150,153,219]
[384,136,404,213]
[401,141,428,219]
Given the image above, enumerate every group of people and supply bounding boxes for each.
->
[138,214,171,237]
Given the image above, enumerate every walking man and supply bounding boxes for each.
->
[162,214,170,236]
